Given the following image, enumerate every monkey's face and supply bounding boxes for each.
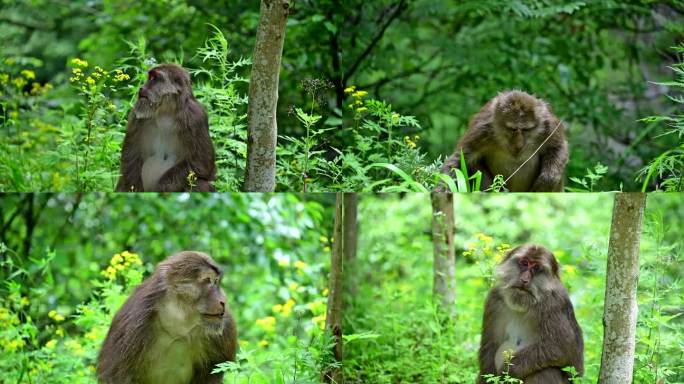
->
[496,244,559,312]
[166,263,228,336]
[134,67,183,119]
[493,92,545,155]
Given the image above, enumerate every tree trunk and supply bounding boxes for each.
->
[243,0,290,192]
[323,192,344,383]
[599,193,647,384]
[343,193,358,297]
[431,192,456,318]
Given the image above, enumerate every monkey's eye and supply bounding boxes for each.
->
[518,258,528,267]
[532,265,541,272]
[203,277,212,285]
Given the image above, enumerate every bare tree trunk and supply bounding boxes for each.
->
[243,0,290,192]
[343,193,358,297]
[323,192,344,383]
[431,192,456,318]
[599,193,647,384]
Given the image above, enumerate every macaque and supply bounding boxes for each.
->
[478,244,583,384]
[97,251,237,384]
[115,64,217,192]
[439,91,568,192]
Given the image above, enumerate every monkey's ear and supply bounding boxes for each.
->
[549,253,560,276]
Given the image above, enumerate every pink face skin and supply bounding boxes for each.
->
[517,256,541,287]
[138,69,160,99]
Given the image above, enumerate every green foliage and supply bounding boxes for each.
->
[0,194,340,383]
[637,44,684,192]
[343,194,684,382]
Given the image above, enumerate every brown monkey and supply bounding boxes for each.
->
[115,64,216,192]
[478,244,583,384]
[97,251,237,384]
[439,91,568,192]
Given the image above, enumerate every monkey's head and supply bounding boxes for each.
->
[493,91,547,155]
[134,64,193,119]
[495,244,561,312]
[158,251,228,335]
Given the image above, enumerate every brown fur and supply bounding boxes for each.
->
[115,64,216,192]
[477,244,583,384]
[97,251,237,384]
[439,91,568,192]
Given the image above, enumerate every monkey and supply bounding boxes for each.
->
[439,91,568,192]
[115,64,217,192]
[97,251,237,384]
[477,244,583,384]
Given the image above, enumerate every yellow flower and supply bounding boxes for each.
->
[324,246,331,252]
[355,107,367,113]
[288,282,299,291]
[48,310,65,322]
[85,330,98,340]
[319,235,328,243]
[7,339,26,352]
[45,339,57,349]
[564,265,576,277]
[277,258,289,267]
[281,298,296,317]
[294,260,308,270]
[258,340,269,347]
[12,77,27,89]
[272,304,283,313]
[71,58,89,68]
[255,316,276,332]
[312,314,326,330]
[21,69,36,80]
[343,85,356,94]
[306,300,325,314]
[20,297,30,307]
[86,77,96,86]
[55,327,64,337]
[113,69,131,82]
[352,90,368,98]
[322,288,329,297]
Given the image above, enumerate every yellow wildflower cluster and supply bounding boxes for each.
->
[69,67,84,83]
[45,339,58,349]
[294,260,308,271]
[277,258,290,267]
[65,339,86,356]
[475,232,493,243]
[4,338,26,352]
[71,58,89,68]
[48,310,65,322]
[255,316,276,332]
[495,243,511,262]
[403,135,420,149]
[272,298,296,317]
[102,251,143,280]
[344,85,368,114]
[0,73,8,84]
[20,69,35,80]
[0,307,19,327]
[30,81,53,96]
[306,299,325,314]
[113,69,131,82]
[258,340,269,347]
[312,313,326,330]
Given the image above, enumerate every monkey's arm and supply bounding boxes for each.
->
[477,289,502,384]
[115,120,144,192]
[508,296,582,378]
[182,99,217,182]
[530,121,568,192]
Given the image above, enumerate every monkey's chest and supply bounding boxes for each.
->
[143,335,197,384]
[486,152,540,192]
[494,319,539,371]
[141,119,181,190]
